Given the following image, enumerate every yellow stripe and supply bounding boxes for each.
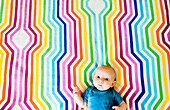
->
[35,0,47,109]
[108,0,121,91]
[0,0,9,86]
[151,0,169,108]
[76,0,87,91]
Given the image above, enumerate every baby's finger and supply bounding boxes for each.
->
[112,106,118,110]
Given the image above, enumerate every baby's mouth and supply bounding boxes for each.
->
[98,84,102,87]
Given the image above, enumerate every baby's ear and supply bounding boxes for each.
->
[112,81,117,87]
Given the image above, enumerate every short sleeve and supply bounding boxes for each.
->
[81,87,90,105]
[113,90,123,106]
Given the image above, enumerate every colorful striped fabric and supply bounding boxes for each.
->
[0,0,170,109]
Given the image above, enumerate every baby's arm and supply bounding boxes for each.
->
[112,101,127,110]
[73,87,86,108]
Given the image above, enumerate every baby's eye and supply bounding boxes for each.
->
[105,78,109,81]
[97,76,100,78]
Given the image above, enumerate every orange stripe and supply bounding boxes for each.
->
[71,0,77,87]
[0,0,13,104]
[29,0,40,109]
[157,0,170,83]
[113,0,127,95]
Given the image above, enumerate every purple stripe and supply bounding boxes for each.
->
[66,1,78,108]
[124,0,139,109]
[24,0,38,109]
[9,0,23,109]
[67,0,77,93]
[117,0,133,107]
[22,0,32,109]
[168,31,170,42]
[61,0,74,109]
[162,0,170,49]
[1,0,18,109]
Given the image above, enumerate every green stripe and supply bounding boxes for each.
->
[0,0,4,23]
[145,1,163,109]
[103,0,112,65]
[41,0,52,109]
[82,0,94,86]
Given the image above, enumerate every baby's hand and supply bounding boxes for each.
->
[73,87,80,97]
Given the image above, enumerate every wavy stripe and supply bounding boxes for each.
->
[123,0,140,109]
[23,0,36,109]
[9,0,23,108]
[29,0,39,109]
[113,0,127,98]
[46,0,59,109]
[137,0,157,109]
[151,0,169,109]
[161,0,170,49]
[51,0,64,109]
[56,0,68,109]
[81,0,94,87]
[156,0,170,108]
[78,0,90,89]
[86,0,99,66]
[1,0,18,108]
[61,0,74,109]
[20,0,32,109]
[117,1,134,109]
[0,0,170,109]
[107,0,122,91]
[135,0,152,108]
[0,0,10,105]
[98,0,107,66]
[143,0,164,109]
[0,0,4,23]
[161,0,170,87]
[73,0,86,92]
[34,0,46,108]
[40,0,52,109]
[0,0,4,89]
[0,0,9,87]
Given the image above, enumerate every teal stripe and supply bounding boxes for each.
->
[46,0,58,109]
[82,0,95,84]
[99,0,107,65]
[51,0,63,109]
[145,0,163,109]
[103,0,112,65]
[138,0,158,109]
[86,0,99,66]
[41,0,52,109]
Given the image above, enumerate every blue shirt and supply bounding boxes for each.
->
[82,87,123,110]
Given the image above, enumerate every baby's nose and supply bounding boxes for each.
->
[99,78,105,83]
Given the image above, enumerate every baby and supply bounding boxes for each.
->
[73,65,127,110]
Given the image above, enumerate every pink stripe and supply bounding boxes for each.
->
[123,0,139,109]
[1,0,18,108]
[8,0,22,109]
[168,31,170,42]
[21,0,32,109]
[61,0,74,110]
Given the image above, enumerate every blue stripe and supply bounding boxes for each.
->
[56,0,68,110]
[47,0,58,109]
[136,0,154,109]
[52,0,63,109]
[128,0,145,109]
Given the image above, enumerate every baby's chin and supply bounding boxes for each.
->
[96,86,110,91]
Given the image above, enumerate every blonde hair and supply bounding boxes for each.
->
[93,65,117,81]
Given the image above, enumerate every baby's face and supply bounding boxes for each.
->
[93,67,116,91]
